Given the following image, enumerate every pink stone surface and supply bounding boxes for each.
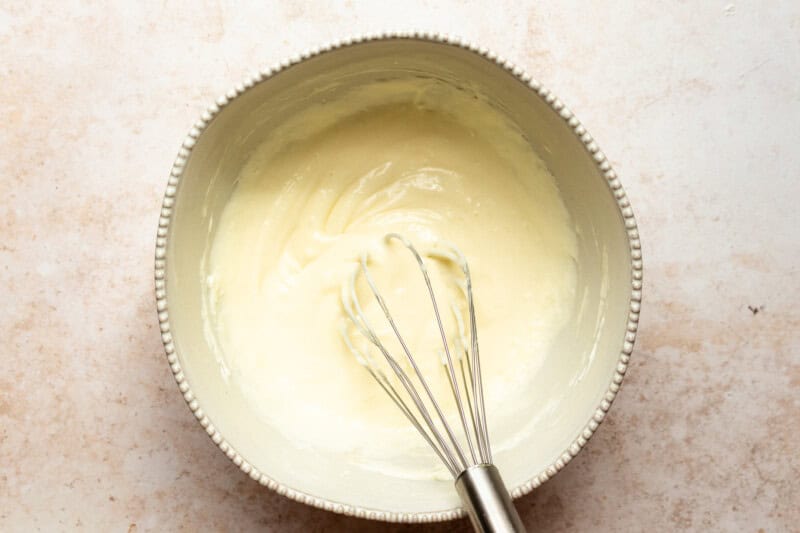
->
[1,2,798,531]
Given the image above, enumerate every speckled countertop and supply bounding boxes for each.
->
[1,2,798,531]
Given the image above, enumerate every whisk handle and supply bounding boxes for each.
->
[455,464,527,533]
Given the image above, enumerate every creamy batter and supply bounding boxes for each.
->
[203,80,578,478]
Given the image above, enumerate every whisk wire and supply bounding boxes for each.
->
[385,234,479,467]
[429,241,490,464]
[343,274,463,474]
[462,258,491,463]
[357,249,469,472]
[450,305,481,463]
[345,332,459,476]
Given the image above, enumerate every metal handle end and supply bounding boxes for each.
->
[455,464,526,533]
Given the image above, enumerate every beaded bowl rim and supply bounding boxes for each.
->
[154,31,642,524]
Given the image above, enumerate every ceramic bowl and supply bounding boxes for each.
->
[154,32,642,522]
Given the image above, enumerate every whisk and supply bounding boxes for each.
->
[341,233,526,533]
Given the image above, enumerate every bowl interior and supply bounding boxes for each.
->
[165,39,632,515]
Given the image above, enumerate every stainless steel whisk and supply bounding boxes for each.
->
[341,233,526,533]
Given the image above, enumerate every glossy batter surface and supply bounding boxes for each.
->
[203,83,578,478]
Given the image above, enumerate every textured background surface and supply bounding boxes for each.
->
[1,1,799,531]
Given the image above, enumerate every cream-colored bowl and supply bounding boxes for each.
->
[155,33,641,522]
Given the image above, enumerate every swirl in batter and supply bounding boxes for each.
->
[204,82,578,478]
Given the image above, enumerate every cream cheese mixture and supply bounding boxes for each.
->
[203,81,578,478]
